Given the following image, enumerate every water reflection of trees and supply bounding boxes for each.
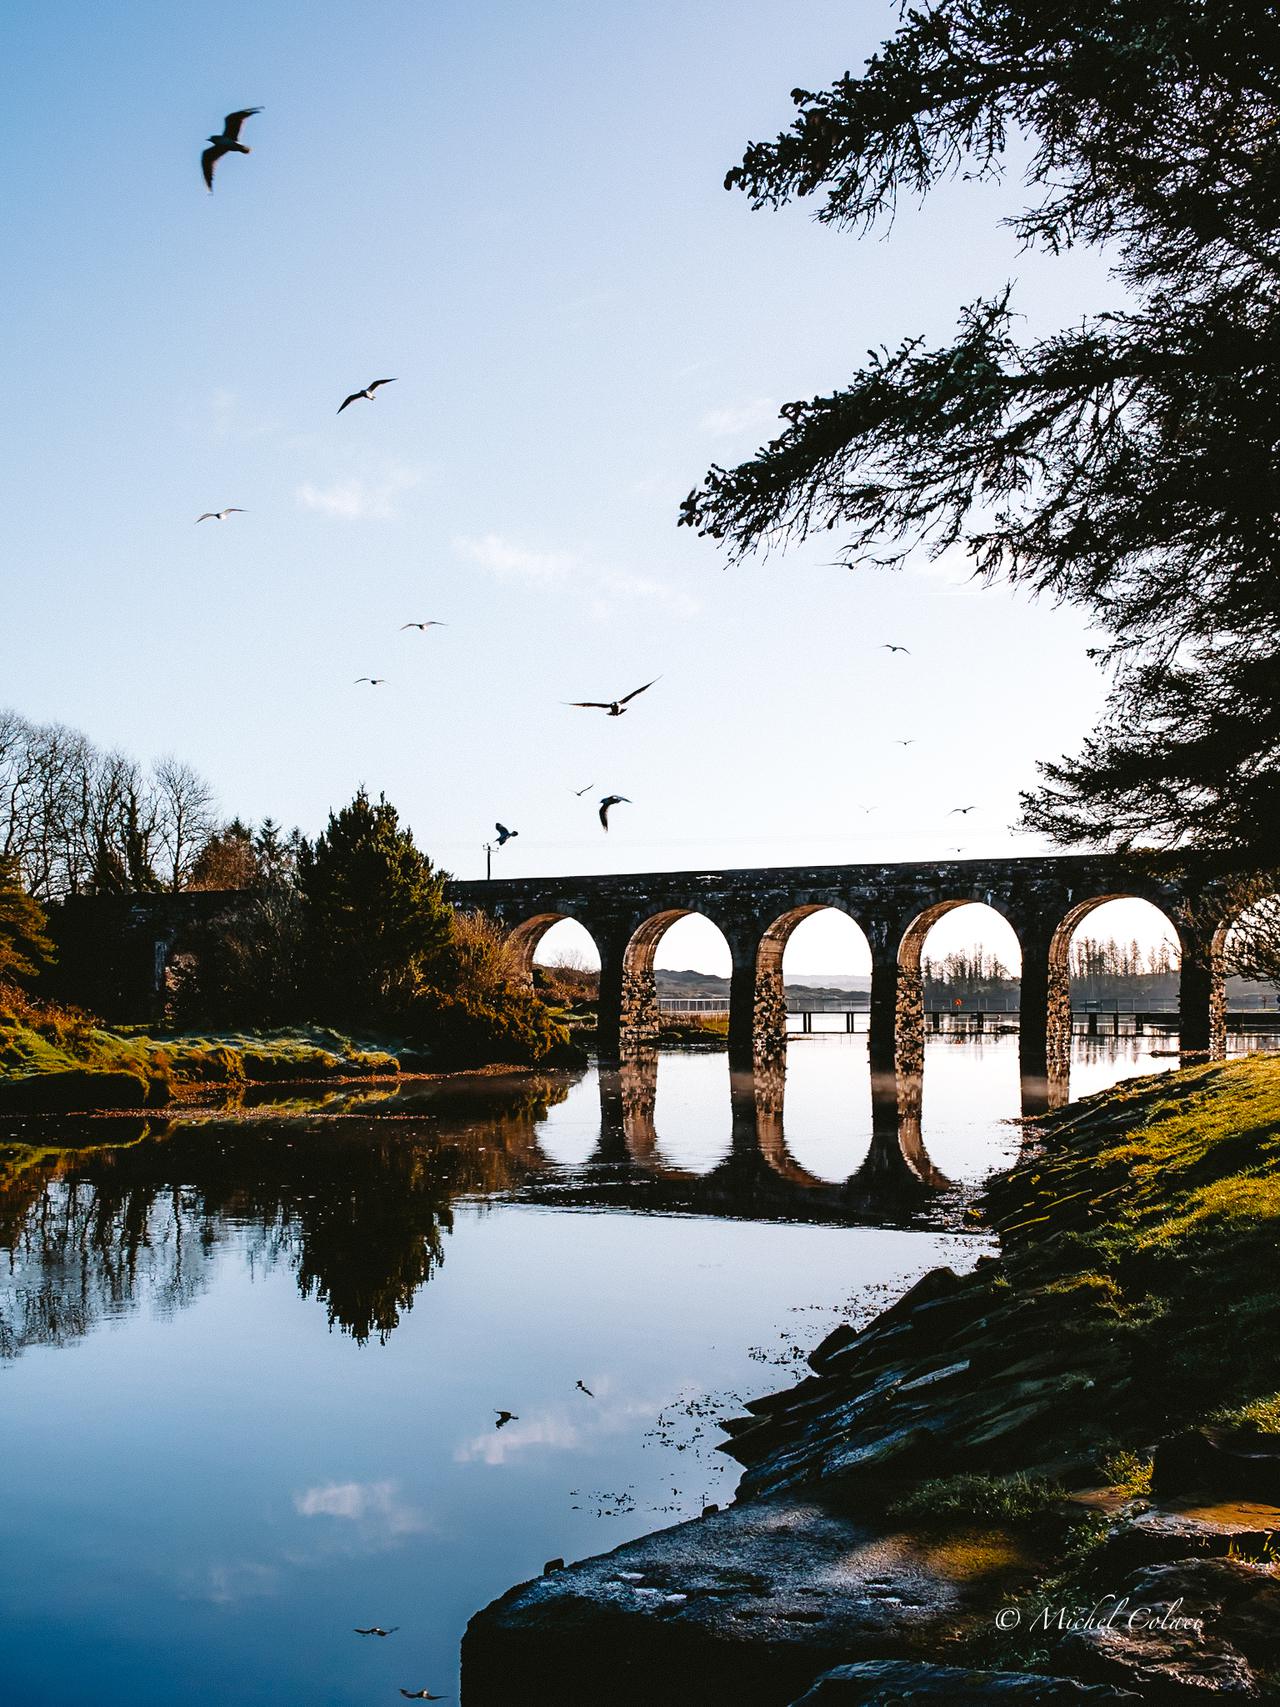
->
[0,1076,569,1360]
[0,1048,1028,1364]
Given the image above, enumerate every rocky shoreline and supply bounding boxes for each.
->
[463,1057,1280,1704]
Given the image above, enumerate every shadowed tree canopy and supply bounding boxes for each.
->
[679,2,1280,868]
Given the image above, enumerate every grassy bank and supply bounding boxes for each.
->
[0,986,400,1113]
[727,1054,1280,1504]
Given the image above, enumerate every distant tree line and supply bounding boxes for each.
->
[0,706,570,1067]
[922,948,1018,1007]
[0,707,223,898]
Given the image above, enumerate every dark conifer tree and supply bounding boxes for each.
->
[678,3,1280,868]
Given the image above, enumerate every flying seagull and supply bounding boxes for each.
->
[494,1409,519,1428]
[353,1626,398,1638]
[195,508,245,523]
[338,378,397,414]
[948,805,976,815]
[494,823,518,847]
[400,1692,448,1701]
[598,795,630,831]
[880,643,911,654]
[572,782,594,797]
[401,621,447,630]
[354,677,386,686]
[201,108,261,191]
[566,678,660,717]
[576,1380,594,1397]
[893,738,917,747]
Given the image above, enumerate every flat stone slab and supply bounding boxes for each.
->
[789,1660,1139,1704]
[1098,1500,1280,1572]
[461,1497,1039,1707]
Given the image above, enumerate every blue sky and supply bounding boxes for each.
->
[1,2,1166,969]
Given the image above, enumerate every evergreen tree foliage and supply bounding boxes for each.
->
[0,855,55,985]
[297,789,454,1021]
[678,3,1280,867]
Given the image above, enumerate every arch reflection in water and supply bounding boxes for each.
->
[574,1050,952,1226]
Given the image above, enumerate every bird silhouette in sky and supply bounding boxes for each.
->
[400,1692,448,1701]
[195,508,245,523]
[566,678,660,717]
[576,1380,594,1397]
[354,677,386,686]
[598,795,630,831]
[948,805,976,815]
[338,378,397,414]
[353,1626,398,1638]
[494,823,518,847]
[894,738,917,747]
[572,782,594,796]
[401,620,447,630]
[880,643,911,654]
[201,108,261,190]
[494,1410,519,1428]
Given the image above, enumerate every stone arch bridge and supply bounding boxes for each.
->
[450,853,1239,1084]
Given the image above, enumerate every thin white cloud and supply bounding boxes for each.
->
[209,387,280,443]
[294,1479,427,1536]
[455,1410,582,1466]
[591,570,701,621]
[454,1392,652,1466]
[453,532,577,583]
[190,1560,279,1605]
[910,548,991,598]
[454,533,698,619]
[296,467,422,521]
[699,398,777,438]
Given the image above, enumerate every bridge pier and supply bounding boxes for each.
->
[595,935,629,1062]
[1017,932,1072,1088]
[867,941,902,1074]
[1177,921,1227,1059]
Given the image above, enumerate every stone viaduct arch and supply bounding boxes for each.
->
[450,854,1241,1084]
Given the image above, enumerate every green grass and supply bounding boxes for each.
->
[889,1472,1065,1524]
[1211,1392,1280,1433]
[0,990,401,1112]
[983,1053,1280,1448]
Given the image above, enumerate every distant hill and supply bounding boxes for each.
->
[655,967,1277,1008]
[656,969,871,1000]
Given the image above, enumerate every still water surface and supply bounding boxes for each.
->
[0,1032,1261,1704]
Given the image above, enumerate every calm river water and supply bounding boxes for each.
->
[0,1030,1268,1705]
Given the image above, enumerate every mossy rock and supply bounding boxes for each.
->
[240,1046,344,1081]
[153,1042,247,1084]
[0,1068,151,1113]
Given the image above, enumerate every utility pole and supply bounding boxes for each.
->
[484,841,493,880]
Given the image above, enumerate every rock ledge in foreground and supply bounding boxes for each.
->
[461,1495,1038,1707]
[788,1659,1139,1704]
